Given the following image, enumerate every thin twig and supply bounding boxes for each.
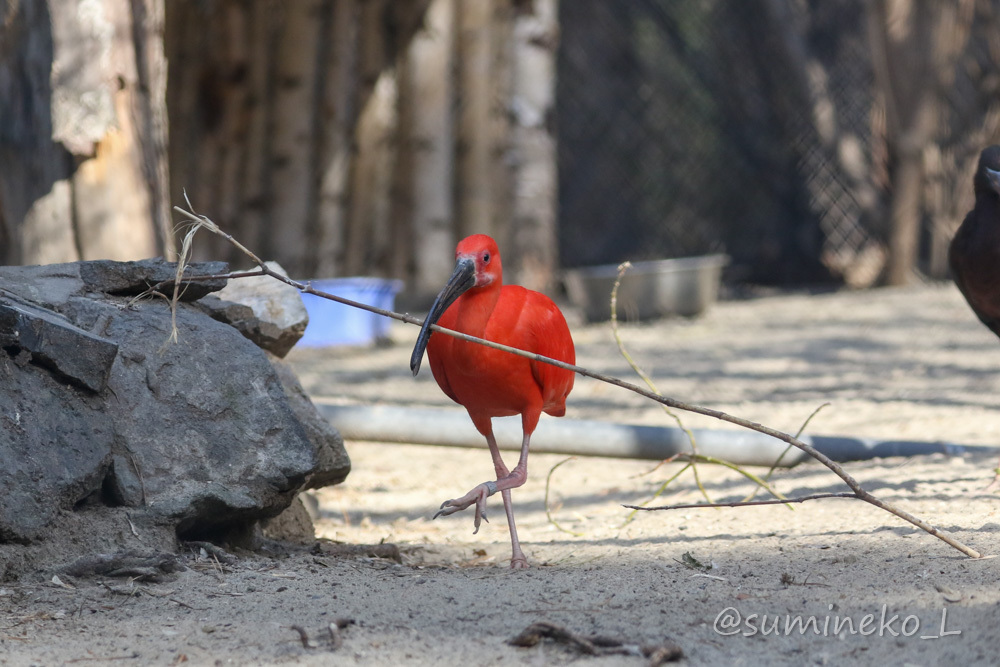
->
[544,457,585,536]
[168,203,984,560]
[624,492,856,511]
[622,453,791,526]
[610,262,712,505]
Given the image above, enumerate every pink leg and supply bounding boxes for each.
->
[433,423,532,569]
[986,456,1000,492]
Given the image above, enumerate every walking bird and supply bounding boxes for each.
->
[410,234,575,568]
[950,145,1000,489]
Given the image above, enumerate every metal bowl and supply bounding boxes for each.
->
[563,254,728,322]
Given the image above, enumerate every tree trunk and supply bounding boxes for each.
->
[166,0,432,276]
[507,0,559,292]
[0,0,172,265]
[394,0,457,295]
[312,0,360,278]
[349,71,399,277]
[867,0,974,285]
[455,0,496,241]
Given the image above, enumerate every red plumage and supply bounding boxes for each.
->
[410,234,575,568]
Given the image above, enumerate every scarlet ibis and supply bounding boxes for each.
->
[410,234,575,568]
[950,145,1000,488]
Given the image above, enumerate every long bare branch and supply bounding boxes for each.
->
[624,492,856,512]
[170,204,984,560]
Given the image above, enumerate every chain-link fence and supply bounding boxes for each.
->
[556,0,999,285]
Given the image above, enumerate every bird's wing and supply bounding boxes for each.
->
[520,292,575,416]
[426,307,460,405]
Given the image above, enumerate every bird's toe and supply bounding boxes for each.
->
[432,483,493,533]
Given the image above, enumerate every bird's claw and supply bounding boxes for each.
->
[430,481,496,534]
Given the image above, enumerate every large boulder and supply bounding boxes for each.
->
[0,259,349,571]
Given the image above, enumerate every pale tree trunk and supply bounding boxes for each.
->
[347,0,397,277]
[349,72,399,277]
[265,1,325,274]
[395,0,457,295]
[506,0,559,293]
[455,0,496,241]
[312,0,360,278]
[0,0,172,265]
[167,0,431,276]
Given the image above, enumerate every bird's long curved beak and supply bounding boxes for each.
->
[410,257,476,375]
[987,167,1000,195]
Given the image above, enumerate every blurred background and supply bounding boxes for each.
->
[2,0,999,305]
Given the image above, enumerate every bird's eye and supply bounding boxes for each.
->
[482,252,491,264]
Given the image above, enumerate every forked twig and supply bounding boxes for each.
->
[743,402,830,502]
[167,203,983,560]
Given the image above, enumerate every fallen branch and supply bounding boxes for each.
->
[509,621,684,665]
[61,551,185,582]
[167,203,984,560]
[624,492,856,512]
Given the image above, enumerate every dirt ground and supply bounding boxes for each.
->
[3,282,1000,666]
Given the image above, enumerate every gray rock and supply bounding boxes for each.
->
[261,494,315,544]
[0,294,118,393]
[0,259,345,555]
[77,296,317,534]
[78,258,229,300]
[270,356,351,490]
[201,262,308,357]
[0,357,112,543]
[0,258,228,305]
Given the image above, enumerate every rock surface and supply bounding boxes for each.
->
[0,293,119,392]
[0,258,348,574]
[200,262,308,357]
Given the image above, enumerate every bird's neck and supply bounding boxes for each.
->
[454,285,502,335]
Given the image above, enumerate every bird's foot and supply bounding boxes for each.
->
[432,481,499,534]
[509,554,530,570]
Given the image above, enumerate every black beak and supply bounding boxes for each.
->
[410,257,476,375]
[987,167,1000,195]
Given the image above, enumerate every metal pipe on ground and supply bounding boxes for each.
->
[317,404,990,468]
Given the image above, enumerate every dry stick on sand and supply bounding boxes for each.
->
[169,204,983,560]
[624,492,857,511]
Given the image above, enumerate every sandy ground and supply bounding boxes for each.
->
[3,282,1000,666]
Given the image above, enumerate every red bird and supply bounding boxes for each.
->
[410,234,575,568]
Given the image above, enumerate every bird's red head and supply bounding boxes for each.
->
[410,234,503,375]
[455,234,502,289]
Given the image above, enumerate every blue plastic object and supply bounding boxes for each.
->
[298,278,404,347]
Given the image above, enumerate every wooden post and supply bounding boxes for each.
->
[394,0,457,295]
[0,0,171,265]
[507,0,559,293]
[456,0,496,241]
